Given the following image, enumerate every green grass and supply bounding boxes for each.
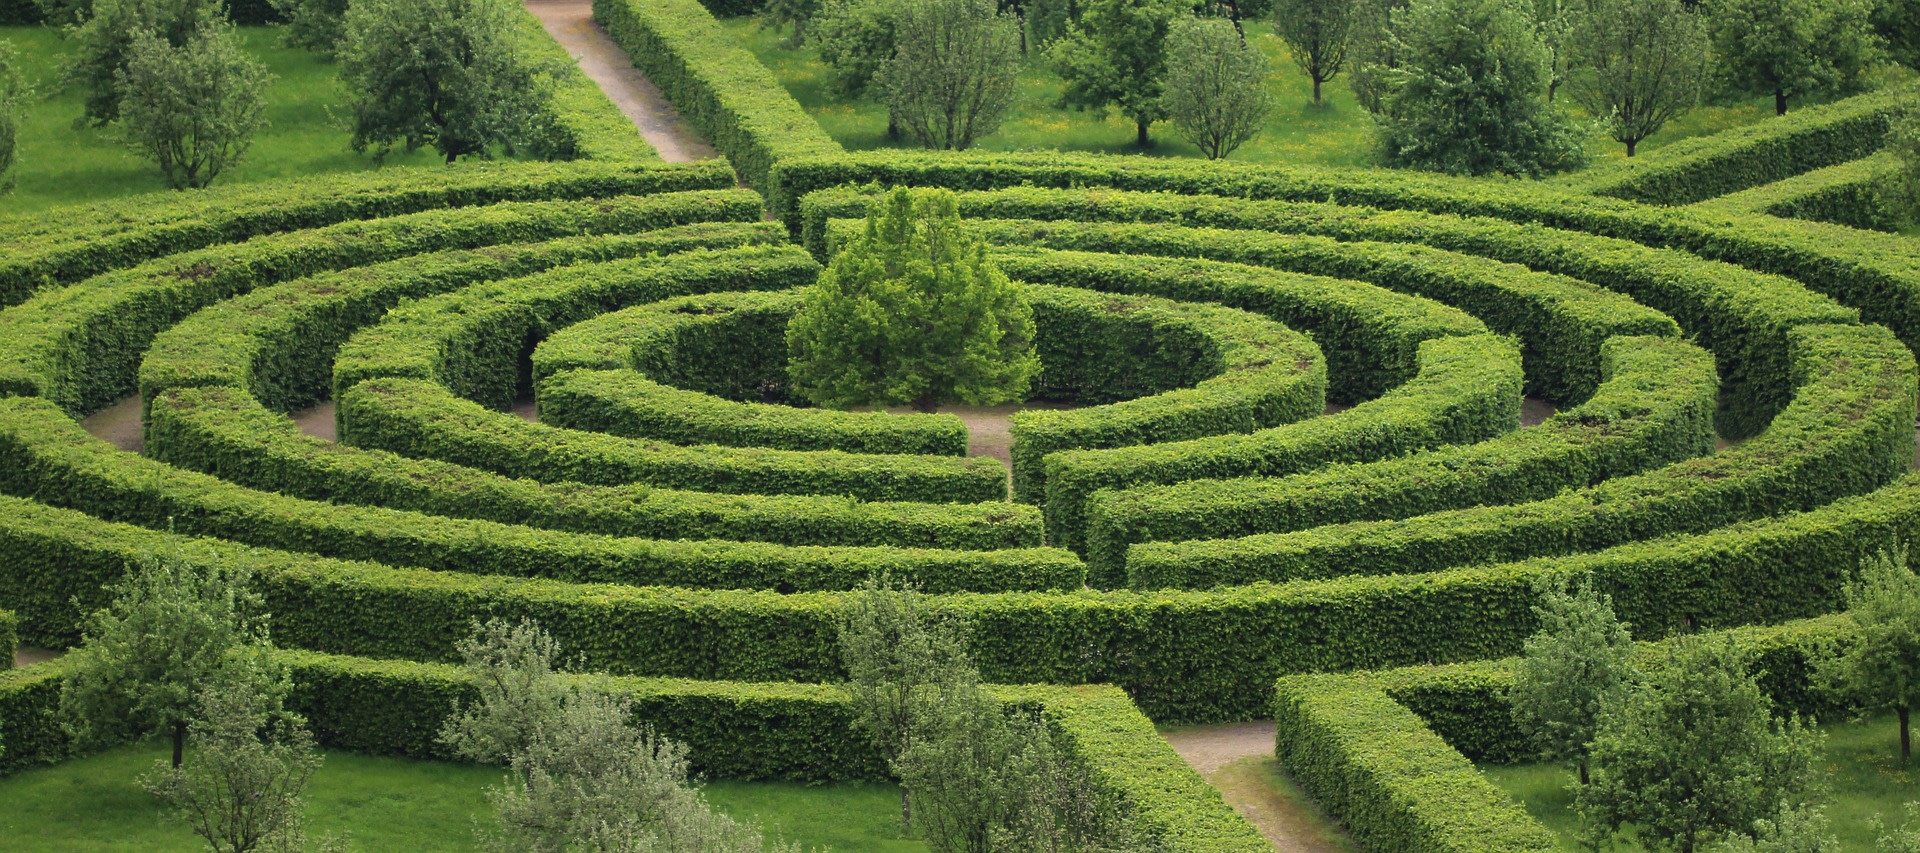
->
[722,17,1860,170]
[1479,712,1920,851]
[0,739,923,851]
[1,25,448,214]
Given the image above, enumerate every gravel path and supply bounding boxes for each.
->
[1163,722,1355,852]
[524,0,718,163]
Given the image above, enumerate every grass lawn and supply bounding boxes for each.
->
[1,25,447,214]
[722,17,1871,171]
[1479,712,1920,851]
[0,739,924,851]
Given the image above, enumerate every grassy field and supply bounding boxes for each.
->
[1480,712,1920,851]
[723,17,1866,170]
[0,25,446,213]
[0,739,924,851]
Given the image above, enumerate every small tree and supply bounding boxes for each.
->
[1534,0,1579,102]
[142,653,327,853]
[787,188,1038,412]
[0,41,26,194]
[439,618,569,766]
[1705,802,1840,853]
[1047,0,1187,147]
[338,0,560,163]
[1344,0,1408,115]
[66,0,221,125]
[892,677,1024,853]
[1508,577,1637,785]
[116,21,269,189]
[266,0,349,53]
[1270,0,1353,105]
[884,0,1020,151]
[1883,104,1920,229]
[1576,636,1828,853]
[1707,0,1876,116]
[1569,0,1712,156]
[1815,547,1920,764]
[1160,16,1272,160]
[814,0,902,99]
[1373,0,1587,177]
[62,547,268,769]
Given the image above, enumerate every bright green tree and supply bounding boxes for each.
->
[1270,0,1353,104]
[61,547,269,770]
[1508,577,1637,785]
[337,0,560,162]
[883,0,1020,151]
[1576,636,1828,853]
[1344,0,1408,115]
[1707,0,1877,115]
[1373,0,1586,176]
[1047,0,1188,147]
[66,0,221,125]
[116,20,270,189]
[0,41,25,194]
[1160,16,1272,159]
[787,188,1038,412]
[1884,104,1920,229]
[1569,0,1713,156]
[1815,547,1920,764]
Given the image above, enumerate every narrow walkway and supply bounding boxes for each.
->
[524,0,718,163]
[1162,722,1355,852]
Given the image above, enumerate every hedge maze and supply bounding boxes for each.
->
[3,0,1919,847]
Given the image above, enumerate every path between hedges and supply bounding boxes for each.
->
[1163,722,1354,852]
[523,0,718,163]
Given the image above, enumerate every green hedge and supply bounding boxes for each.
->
[147,386,1042,551]
[1702,151,1908,232]
[0,609,15,669]
[335,378,1011,503]
[1566,83,1920,205]
[1095,335,1720,585]
[593,0,840,192]
[0,161,734,310]
[1046,334,1521,561]
[1128,323,1917,587]
[1,192,766,417]
[0,662,66,776]
[534,290,972,455]
[515,11,661,163]
[0,397,1081,594]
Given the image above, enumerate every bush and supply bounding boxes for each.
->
[114,19,270,190]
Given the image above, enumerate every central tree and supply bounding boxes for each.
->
[787,187,1038,412]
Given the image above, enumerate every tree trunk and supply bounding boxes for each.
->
[172,720,186,769]
[901,787,912,831]
[1548,78,1559,102]
[1313,76,1323,104]
[1136,120,1149,148]
[1578,760,1589,786]
[1625,138,1638,157]
[1902,705,1911,765]
[888,116,901,141]
[1775,89,1788,116]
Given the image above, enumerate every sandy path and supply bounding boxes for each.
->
[80,396,144,453]
[524,0,718,163]
[13,646,62,669]
[1163,722,1355,852]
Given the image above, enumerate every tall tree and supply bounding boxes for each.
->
[1047,0,1187,146]
[1576,636,1828,853]
[1883,103,1920,229]
[1569,0,1713,156]
[1373,0,1587,176]
[0,41,25,194]
[337,0,560,162]
[787,188,1038,411]
[1508,577,1637,785]
[1159,16,1272,159]
[61,548,269,769]
[1815,547,1920,764]
[1534,0,1580,101]
[1874,0,1920,70]
[883,0,1020,151]
[115,20,270,189]
[66,0,220,125]
[1270,0,1353,104]
[1707,0,1877,115]
[813,0,901,98]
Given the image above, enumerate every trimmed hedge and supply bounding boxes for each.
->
[515,11,662,163]
[0,662,65,776]
[1702,151,1908,233]
[147,385,1043,550]
[1,192,767,417]
[0,397,1082,594]
[1093,334,1720,586]
[336,378,1011,502]
[1045,334,1522,561]
[1566,83,1920,205]
[0,161,735,310]
[0,609,15,669]
[1127,323,1917,586]
[593,0,841,192]
[534,290,972,455]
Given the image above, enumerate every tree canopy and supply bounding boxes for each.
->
[1508,577,1637,784]
[1048,0,1187,146]
[1815,547,1920,764]
[1706,0,1877,115]
[884,0,1020,151]
[1270,0,1353,104]
[1569,0,1714,156]
[115,19,271,188]
[1160,15,1272,160]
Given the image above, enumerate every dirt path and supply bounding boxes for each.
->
[524,0,718,163]
[80,396,144,453]
[13,646,62,669]
[1163,722,1355,852]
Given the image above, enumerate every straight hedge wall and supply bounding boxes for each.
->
[0,609,15,669]
[1701,151,1908,233]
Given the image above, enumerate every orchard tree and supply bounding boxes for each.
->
[1270,0,1353,105]
[116,21,270,189]
[1534,0,1580,101]
[1883,103,1920,228]
[884,0,1019,151]
[1569,0,1713,156]
[1508,577,1637,785]
[1344,0,1408,115]
[0,41,25,194]
[67,0,220,125]
[1160,16,1271,159]
[1374,0,1586,176]
[1576,637,1828,853]
[61,548,269,770]
[266,0,348,53]
[338,0,560,162]
[787,188,1038,411]
[1048,0,1188,147]
[1707,0,1877,115]
[1814,547,1920,764]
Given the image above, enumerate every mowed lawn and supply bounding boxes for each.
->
[0,739,926,852]
[1,25,446,213]
[722,16,1876,170]
[1479,712,1920,851]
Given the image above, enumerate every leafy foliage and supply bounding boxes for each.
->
[265,0,347,53]
[1269,0,1351,104]
[439,618,567,766]
[787,187,1037,410]
[1568,0,1713,156]
[1704,801,1840,853]
[1342,0,1406,115]
[812,0,899,98]
[1878,803,1920,853]
[1706,0,1877,115]
[883,0,1019,151]
[66,0,220,125]
[1159,16,1272,160]
[115,19,270,189]
[1884,102,1920,228]
[1047,0,1186,146]
[0,40,23,193]
[1508,577,1637,784]
[1814,547,1920,763]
